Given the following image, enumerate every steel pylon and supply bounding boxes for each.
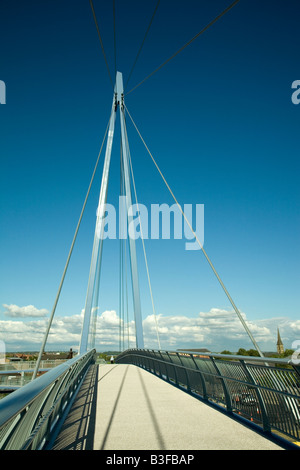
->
[79,72,144,353]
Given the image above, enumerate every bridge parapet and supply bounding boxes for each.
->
[0,349,96,450]
[116,349,300,448]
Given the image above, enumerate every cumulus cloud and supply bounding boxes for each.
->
[290,320,300,333]
[141,309,297,352]
[0,305,299,353]
[3,304,49,318]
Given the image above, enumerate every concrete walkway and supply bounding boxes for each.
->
[52,364,283,450]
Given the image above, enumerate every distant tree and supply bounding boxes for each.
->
[237,348,248,356]
[247,349,260,357]
[282,349,294,358]
[98,353,109,362]
[221,350,232,355]
[236,348,260,357]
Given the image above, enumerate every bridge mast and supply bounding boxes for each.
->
[80,72,144,353]
[117,72,144,350]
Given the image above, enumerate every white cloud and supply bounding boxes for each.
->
[141,309,298,352]
[3,304,49,318]
[0,305,299,353]
[290,320,300,333]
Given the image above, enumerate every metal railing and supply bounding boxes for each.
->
[0,359,67,372]
[0,373,32,390]
[0,349,96,450]
[116,349,300,448]
[0,361,70,391]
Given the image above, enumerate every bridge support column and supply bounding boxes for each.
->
[80,72,144,353]
[117,72,144,349]
[79,91,117,354]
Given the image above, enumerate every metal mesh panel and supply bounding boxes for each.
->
[0,350,96,450]
[116,349,300,447]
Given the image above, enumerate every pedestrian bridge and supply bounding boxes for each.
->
[2,0,299,454]
[0,349,299,450]
[51,363,281,450]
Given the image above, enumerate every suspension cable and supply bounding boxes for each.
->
[121,146,130,349]
[90,224,103,349]
[89,0,114,89]
[119,142,124,351]
[122,109,162,350]
[119,141,130,350]
[124,223,130,349]
[32,114,113,380]
[113,0,117,77]
[126,0,241,96]
[124,104,264,358]
[124,0,161,92]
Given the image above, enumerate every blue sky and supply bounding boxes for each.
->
[0,0,299,353]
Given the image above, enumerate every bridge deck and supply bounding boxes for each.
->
[51,364,283,450]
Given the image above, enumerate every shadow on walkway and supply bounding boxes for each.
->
[136,367,166,450]
[52,364,99,450]
[98,365,166,450]
[99,365,128,449]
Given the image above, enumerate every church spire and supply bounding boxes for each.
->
[277,328,284,355]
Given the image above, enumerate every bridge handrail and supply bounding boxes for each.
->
[0,360,67,373]
[0,349,96,450]
[116,348,300,448]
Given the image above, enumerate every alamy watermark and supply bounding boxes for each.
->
[291,80,300,105]
[95,196,204,251]
[0,80,6,104]
[292,340,300,365]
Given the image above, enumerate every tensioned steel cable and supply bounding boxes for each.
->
[124,0,161,92]
[89,0,114,89]
[124,104,264,358]
[126,0,241,96]
[119,143,127,351]
[32,114,112,380]
[113,0,117,77]
[90,225,103,348]
[124,223,130,349]
[119,143,123,352]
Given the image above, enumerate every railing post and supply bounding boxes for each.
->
[210,357,233,413]
[190,355,208,400]
[176,353,191,391]
[158,351,167,380]
[145,351,151,371]
[149,352,156,374]
[152,350,161,377]
[166,352,179,386]
[240,360,271,434]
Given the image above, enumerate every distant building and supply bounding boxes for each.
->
[277,328,284,355]
[181,348,211,353]
[41,349,74,361]
[177,348,211,358]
